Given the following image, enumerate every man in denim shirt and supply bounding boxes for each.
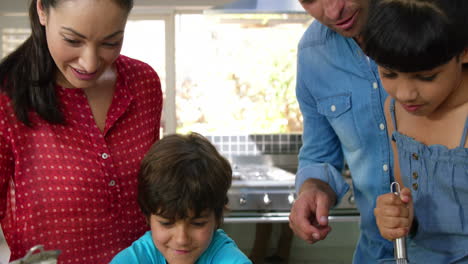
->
[289,0,394,263]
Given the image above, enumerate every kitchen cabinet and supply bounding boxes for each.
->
[222,221,360,264]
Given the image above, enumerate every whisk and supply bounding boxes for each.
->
[391,182,408,264]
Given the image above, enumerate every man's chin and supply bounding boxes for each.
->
[332,26,361,38]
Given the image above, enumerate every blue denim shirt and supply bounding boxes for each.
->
[295,21,394,263]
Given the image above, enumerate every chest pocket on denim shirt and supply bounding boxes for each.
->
[317,94,361,151]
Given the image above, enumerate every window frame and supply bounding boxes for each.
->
[127,11,177,135]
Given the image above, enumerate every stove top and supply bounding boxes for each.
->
[228,164,356,212]
[232,165,295,187]
[228,165,296,211]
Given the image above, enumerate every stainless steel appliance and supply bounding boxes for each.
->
[229,164,296,211]
[224,155,358,223]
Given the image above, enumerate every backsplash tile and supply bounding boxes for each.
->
[204,134,302,156]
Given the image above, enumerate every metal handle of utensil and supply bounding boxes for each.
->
[394,237,407,259]
[390,182,408,263]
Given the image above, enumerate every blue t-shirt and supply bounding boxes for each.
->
[295,20,394,263]
[110,229,252,264]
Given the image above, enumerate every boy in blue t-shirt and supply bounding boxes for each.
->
[111,133,252,264]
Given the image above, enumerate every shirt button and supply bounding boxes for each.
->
[330,105,337,112]
[412,153,419,160]
[379,123,385,130]
[373,82,378,89]
[383,164,389,172]
[109,180,116,187]
[101,153,109,159]
[412,172,419,179]
[412,183,419,191]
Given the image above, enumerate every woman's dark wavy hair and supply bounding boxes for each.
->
[0,0,133,126]
[138,132,232,226]
[362,0,468,72]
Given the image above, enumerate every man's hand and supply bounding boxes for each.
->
[374,187,413,240]
[289,178,337,244]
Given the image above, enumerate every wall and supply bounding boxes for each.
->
[0,1,28,14]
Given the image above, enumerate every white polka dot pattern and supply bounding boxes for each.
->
[0,55,163,263]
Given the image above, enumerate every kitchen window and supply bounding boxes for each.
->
[174,14,310,134]
[122,12,310,135]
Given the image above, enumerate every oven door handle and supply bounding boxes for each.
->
[223,213,360,223]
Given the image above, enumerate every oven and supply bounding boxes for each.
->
[223,154,359,223]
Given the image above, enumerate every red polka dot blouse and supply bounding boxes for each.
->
[0,55,163,263]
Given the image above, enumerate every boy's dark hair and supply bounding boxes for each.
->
[138,132,232,225]
[362,0,468,72]
[0,0,133,127]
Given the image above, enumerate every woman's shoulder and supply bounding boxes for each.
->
[115,55,159,79]
[114,55,161,95]
[0,90,12,103]
[0,92,14,119]
[0,93,11,132]
[116,54,149,67]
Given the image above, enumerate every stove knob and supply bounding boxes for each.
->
[239,197,247,206]
[288,193,295,204]
[263,194,271,206]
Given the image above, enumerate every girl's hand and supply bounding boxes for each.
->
[374,187,413,240]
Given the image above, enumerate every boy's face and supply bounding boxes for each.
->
[378,51,468,116]
[150,210,217,264]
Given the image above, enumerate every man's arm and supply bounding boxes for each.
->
[294,74,349,197]
[289,63,349,243]
[289,178,337,243]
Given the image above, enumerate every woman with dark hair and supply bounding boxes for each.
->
[0,0,163,262]
[362,0,468,262]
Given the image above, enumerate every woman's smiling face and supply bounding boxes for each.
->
[37,0,128,88]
